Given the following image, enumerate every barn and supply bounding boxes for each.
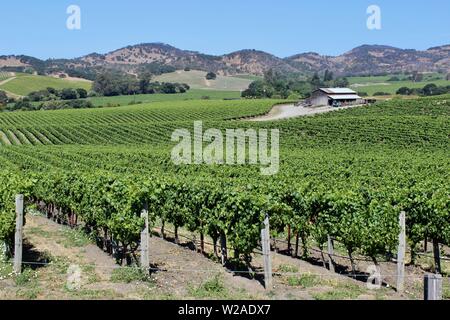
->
[309,88,364,107]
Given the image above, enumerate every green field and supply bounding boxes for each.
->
[84,89,241,107]
[154,70,253,91]
[4,89,242,109]
[232,74,264,81]
[0,74,92,96]
[348,74,450,96]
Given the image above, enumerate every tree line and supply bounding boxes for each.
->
[92,71,190,97]
[396,83,450,96]
[1,71,191,112]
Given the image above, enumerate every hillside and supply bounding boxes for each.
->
[1,43,449,78]
[285,44,450,76]
[154,70,253,91]
[0,73,92,96]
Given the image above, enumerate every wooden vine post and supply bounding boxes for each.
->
[327,235,335,273]
[140,203,150,275]
[424,273,442,300]
[396,211,406,293]
[432,239,441,274]
[220,232,227,266]
[14,194,24,274]
[261,214,272,290]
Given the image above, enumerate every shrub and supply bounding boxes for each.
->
[188,274,227,298]
[0,91,8,106]
[396,87,413,95]
[110,267,150,283]
[286,274,320,288]
[206,72,217,80]
[373,92,390,96]
[60,88,78,100]
[76,88,88,99]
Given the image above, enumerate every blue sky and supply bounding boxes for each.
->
[1,0,449,59]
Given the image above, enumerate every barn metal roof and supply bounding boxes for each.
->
[327,94,362,100]
[319,88,356,94]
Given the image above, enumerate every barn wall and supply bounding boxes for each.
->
[310,91,329,106]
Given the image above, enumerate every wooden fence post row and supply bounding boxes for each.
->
[14,194,24,274]
[261,214,272,290]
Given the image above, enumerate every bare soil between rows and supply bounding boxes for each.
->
[2,214,440,300]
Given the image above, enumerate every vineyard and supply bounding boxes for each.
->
[0,72,14,82]
[0,95,449,298]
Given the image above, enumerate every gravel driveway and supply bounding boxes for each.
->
[247,103,365,122]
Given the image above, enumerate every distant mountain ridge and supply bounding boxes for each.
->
[1,43,449,78]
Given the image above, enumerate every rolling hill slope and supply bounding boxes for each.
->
[0,74,92,96]
[2,43,449,78]
[154,70,253,91]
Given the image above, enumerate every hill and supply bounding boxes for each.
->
[154,70,253,91]
[285,44,450,76]
[0,73,92,96]
[1,43,449,78]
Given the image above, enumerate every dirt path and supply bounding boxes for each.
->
[1,214,264,300]
[247,103,365,122]
[0,76,16,86]
[153,226,404,300]
[0,76,23,99]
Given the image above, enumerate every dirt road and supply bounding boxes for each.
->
[247,103,365,122]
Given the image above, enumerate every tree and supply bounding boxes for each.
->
[422,83,438,96]
[76,88,88,99]
[396,87,413,95]
[46,87,57,95]
[411,71,423,83]
[206,72,217,80]
[60,88,78,100]
[310,73,322,89]
[93,72,123,96]
[138,72,152,94]
[161,83,177,94]
[264,69,281,87]
[333,77,349,88]
[241,80,274,98]
[446,73,450,81]
[0,90,8,106]
[323,70,334,82]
